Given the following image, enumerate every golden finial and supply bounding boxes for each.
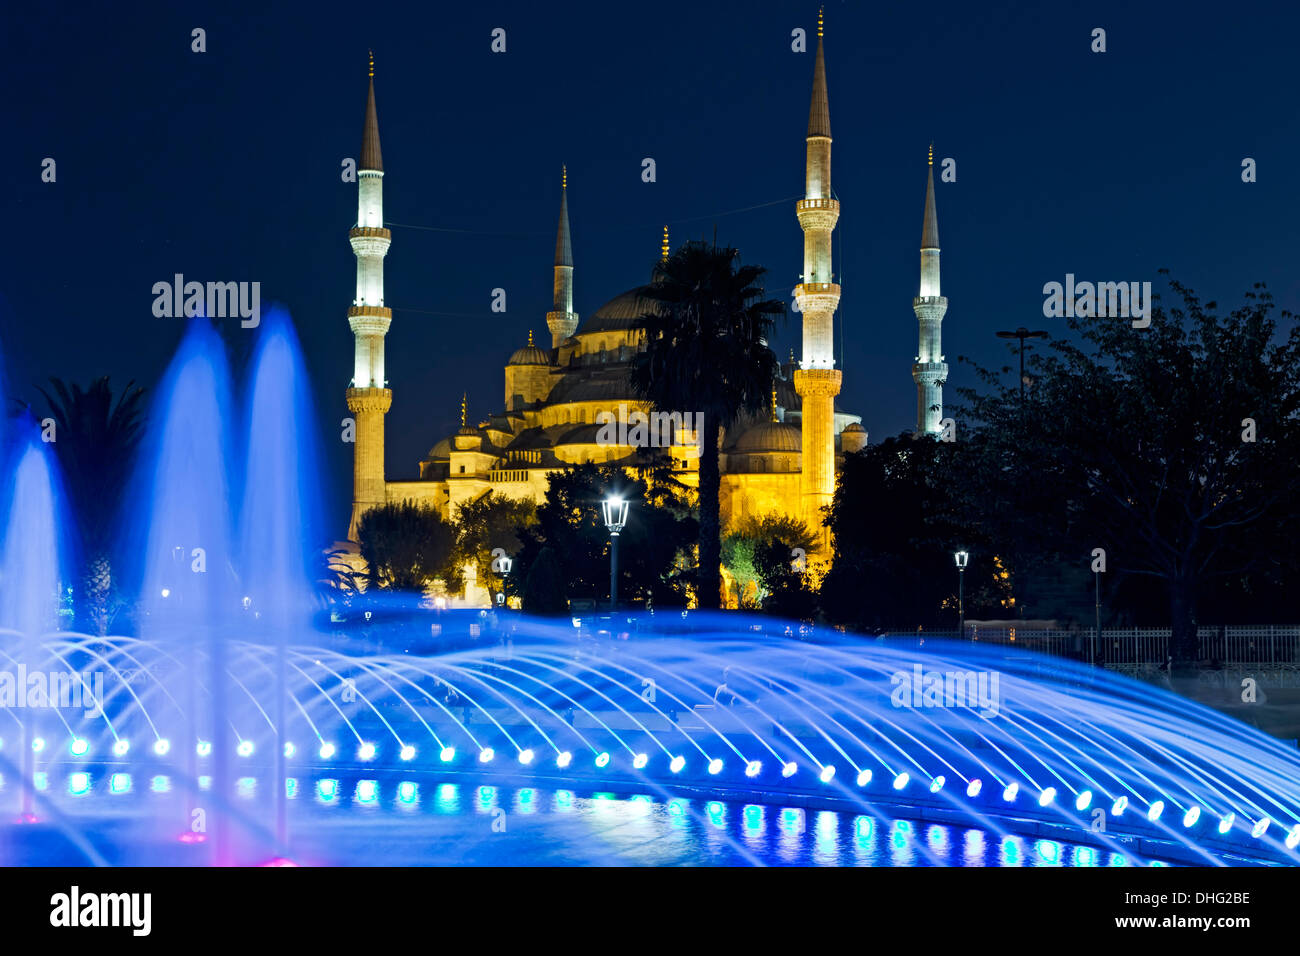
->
[460,391,467,428]
[928,142,933,167]
[562,164,566,190]
[771,385,779,422]
[368,50,374,79]
[789,347,795,363]
[817,6,824,38]
[528,329,534,347]
[661,225,669,261]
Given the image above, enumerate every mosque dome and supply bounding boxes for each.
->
[578,288,660,334]
[843,422,866,435]
[731,420,801,454]
[507,332,551,366]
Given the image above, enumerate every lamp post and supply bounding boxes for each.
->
[497,554,512,607]
[602,496,630,611]
[1093,565,1100,667]
[954,550,969,637]
[995,327,1048,407]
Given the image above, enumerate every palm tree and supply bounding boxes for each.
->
[631,240,784,609]
[37,377,146,634]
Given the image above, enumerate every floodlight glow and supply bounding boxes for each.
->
[1252,817,1270,838]
[857,769,872,787]
[594,751,610,768]
[967,779,982,797]
[556,751,572,768]
[1286,824,1300,850]
[1039,787,1056,807]
[708,758,723,775]
[1147,800,1165,822]
[1002,782,1018,802]
[69,738,88,757]
[519,749,535,765]
[1182,806,1201,828]
[197,741,212,756]
[153,739,170,756]
[1218,813,1235,834]
[479,748,495,763]
[745,760,762,778]
[1112,796,1128,816]
[670,755,685,773]
[782,762,797,778]
[440,746,455,762]
[32,737,46,753]
[113,740,129,756]
[632,753,648,769]
[893,772,909,791]
[1075,790,1092,811]
[237,741,254,757]
[358,742,376,761]
[319,742,336,759]
[930,775,945,793]
[820,765,836,783]
[400,745,416,761]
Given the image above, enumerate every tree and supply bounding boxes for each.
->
[955,278,1300,665]
[36,377,146,634]
[631,241,784,609]
[356,501,462,593]
[454,491,537,599]
[723,514,815,609]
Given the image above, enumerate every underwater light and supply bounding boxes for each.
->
[358,742,376,761]
[1183,806,1201,828]
[594,751,610,768]
[820,765,836,783]
[1112,796,1128,816]
[197,741,212,756]
[708,758,723,775]
[479,748,495,763]
[1252,817,1270,838]
[519,749,535,765]
[1039,787,1056,807]
[746,760,762,778]
[1147,800,1165,822]
[632,753,648,770]
[1286,824,1300,849]
[284,742,296,758]
[1002,782,1018,802]
[966,779,981,797]
[400,745,416,761]
[1075,790,1092,811]
[154,739,170,756]
[782,761,797,778]
[113,740,129,757]
[556,751,572,768]
[1218,813,1235,834]
[319,742,336,759]
[32,737,46,753]
[237,741,254,757]
[69,738,88,757]
[670,755,685,773]
[857,769,873,787]
[930,775,945,793]
[439,746,455,762]
[893,772,909,791]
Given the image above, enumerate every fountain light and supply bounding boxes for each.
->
[594,751,610,768]
[1251,817,1270,838]
[400,745,416,761]
[69,738,88,757]
[819,764,836,783]
[1002,782,1018,802]
[781,761,797,778]
[1112,796,1128,816]
[557,751,572,769]
[1218,813,1235,834]
[112,739,130,756]
[1286,824,1300,850]
[1075,790,1092,811]
[319,742,336,759]
[1146,800,1165,822]
[519,749,535,765]
[358,742,376,761]
[632,753,648,769]
[966,779,981,797]
[929,775,945,793]
[745,760,762,778]
[1183,806,1201,828]
[197,741,212,756]
[707,758,723,775]
[670,755,685,773]
[1038,787,1056,807]
[893,772,910,791]
[857,769,872,787]
[440,746,456,762]
[479,748,495,763]
[160,588,171,598]
[153,739,171,756]
[237,741,254,757]
[284,742,296,758]
[32,737,46,753]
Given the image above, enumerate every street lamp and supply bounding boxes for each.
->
[954,550,969,636]
[995,327,1048,406]
[602,496,630,610]
[497,554,512,607]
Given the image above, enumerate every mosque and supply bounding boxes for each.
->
[341,15,950,590]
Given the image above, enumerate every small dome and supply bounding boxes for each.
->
[731,420,801,454]
[508,344,550,366]
[457,425,480,437]
[843,423,866,433]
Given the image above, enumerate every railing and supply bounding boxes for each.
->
[487,469,530,483]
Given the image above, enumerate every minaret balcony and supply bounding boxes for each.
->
[349,226,392,240]
[794,283,841,315]
[348,305,392,336]
[796,199,840,231]
[349,227,392,258]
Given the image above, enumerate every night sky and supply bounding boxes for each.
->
[3,0,1296,532]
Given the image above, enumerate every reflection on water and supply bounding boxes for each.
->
[8,771,1146,867]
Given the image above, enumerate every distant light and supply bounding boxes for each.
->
[32,737,46,753]
[1002,782,1018,802]
[319,742,336,759]
[670,755,685,773]
[358,742,376,761]
[782,762,797,778]
[930,775,945,793]
[440,746,456,762]
[632,753,648,770]
[820,765,836,783]
[1218,812,1235,834]
[1112,796,1128,816]
[745,760,762,778]
[69,738,88,757]
[153,739,170,756]
[1286,824,1300,849]
[197,741,212,756]
[1182,806,1201,828]
[594,751,610,768]
[857,769,872,787]
[966,779,982,797]
[160,588,171,598]
[1075,790,1093,811]
[399,745,416,761]
[237,741,254,757]
[708,758,723,775]
[1147,800,1165,822]
[893,772,910,791]
[1039,787,1056,807]
[556,751,572,768]
[1252,817,1270,838]
[519,749,535,765]
[479,748,495,763]
[284,742,296,758]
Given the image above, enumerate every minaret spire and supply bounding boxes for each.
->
[546,165,579,348]
[913,144,949,436]
[793,5,841,550]
[346,53,394,540]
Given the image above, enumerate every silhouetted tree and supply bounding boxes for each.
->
[522,546,567,616]
[357,501,462,593]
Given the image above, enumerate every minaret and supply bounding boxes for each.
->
[545,166,579,349]
[792,7,841,546]
[912,144,948,436]
[346,51,393,540]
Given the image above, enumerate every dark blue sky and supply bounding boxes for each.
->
[3,0,1297,532]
